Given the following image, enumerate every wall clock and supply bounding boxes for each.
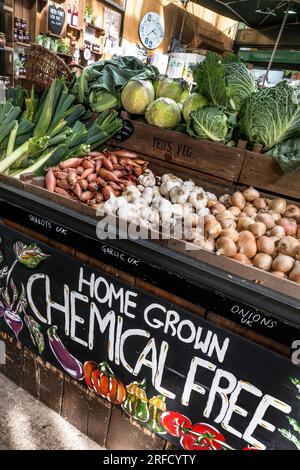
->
[139,12,164,50]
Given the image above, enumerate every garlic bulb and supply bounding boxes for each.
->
[118,203,140,222]
[172,204,191,219]
[169,184,190,204]
[138,169,156,187]
[183,180,195,190]
[123,185,141,203]
[152,195,163,210]
[134,197,148,211]
[103,194,118,214]
[159,199,173,222]
[116,196,127,209]
[142,187,154,205]
[137,184,145,192]
[189,188,208,210]
[160,174,182,196]
[184,213,199,227]
[153,186,161,197]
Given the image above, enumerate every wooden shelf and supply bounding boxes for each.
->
[14,75,27,79]
[85,23,105,35]
[67,24,82,33]
[3,5,13,12]
[14,41,31,48]
[101,0,126,13]
[3,45,14,52]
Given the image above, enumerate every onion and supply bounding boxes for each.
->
[295,246,300,261]
[211,202,226,216]
[269,198,287,214]
[220,218,237,230]
[219,194,231,208]
[278,218,298,236]
[277,236,299,257]
[284,204,300,221]
[269,211,281,223]
[205,220,222,240]
[242,204,257,218]
[256,236,276,255]
[184,228,197,242]
[204,214,216,224]
[216,210,236,222]
[270,225,285,241]
[229,206,241,217]
[230,192,246,210]
[237,231,257,258]
[237,217,255,231]
[233,253,252,265]
[255,211,275,230]
[243,186,260,202]
[220,229,239,242]
[289,262,300,283]
[249,222,266,238]
[272,254,295,274]
[271,271,287,279]
[216,237,237,258]
[199,238,215,252]
[253,198,267,210]
[253,253,273,271]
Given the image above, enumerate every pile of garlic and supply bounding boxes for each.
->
[100,169,217,235]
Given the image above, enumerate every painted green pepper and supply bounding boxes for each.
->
[147,394,167,434]
[122,378,149,422]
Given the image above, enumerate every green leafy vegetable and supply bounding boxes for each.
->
[187,107,236,143]
[240,81,300,150]
[193,53,256,112]
[13,242,49,268]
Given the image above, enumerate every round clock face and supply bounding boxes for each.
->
[139,12,164,50]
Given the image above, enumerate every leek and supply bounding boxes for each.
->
[6,121,19,157]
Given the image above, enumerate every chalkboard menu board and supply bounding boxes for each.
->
[0,224,299,451]
[48,3,65,36]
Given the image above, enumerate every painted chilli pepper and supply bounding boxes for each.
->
[160,411,192,438]
[47,326,84,381]
[146,395,167,434]
[122,378,149,422]
[84,361,126,405]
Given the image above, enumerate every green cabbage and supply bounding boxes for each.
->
[268,137,300,174]
[182,93,208,123]
[145,98,181,129]
[187,107,236,143]
[89,90,118,113]
[121,80,155,115]
[193,53,256,112]
[156,77,189,103]
[239,81,300,150]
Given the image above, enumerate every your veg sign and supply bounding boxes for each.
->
[0,225,299,451]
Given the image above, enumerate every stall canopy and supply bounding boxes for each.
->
[193,0,300,27]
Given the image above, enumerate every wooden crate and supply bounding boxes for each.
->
[239,150,300,201]
[111,113,247,184]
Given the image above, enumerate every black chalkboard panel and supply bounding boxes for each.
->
[0,224,299,451]
[48,3,65,35]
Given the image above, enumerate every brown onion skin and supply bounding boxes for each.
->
[220,218,237,230]
[272,254,295,274]
[216,237,237,258]
[284,204,300,221]
[271,271,287,279]
[219,229,239,243]
[243,186,260,202]
[233,253,252,265]
[230,192,246,210]
[268,198,287,214]
[289,264,300,284]
[253,198,267,210]
[255,212,275,230]
[249,222,266,238]
[237,231,257,259]
[270,225,285,240]
[253,253,273,271]
[277,218,298,237]
[256,236,275,255]
[277,236,300,257]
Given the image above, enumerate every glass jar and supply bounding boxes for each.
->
[14,29,18,42]
[14,17,21,30]
[24,31,30,43]
[18,29,24,42]
[21,18,27,32]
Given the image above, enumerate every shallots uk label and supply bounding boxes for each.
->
[0,225,299,451]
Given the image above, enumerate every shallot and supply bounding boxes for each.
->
[253,253,273,271]
[216,238,237,258]
[237,231,257,258]
[256,236,275,255]
[272,254,295,274]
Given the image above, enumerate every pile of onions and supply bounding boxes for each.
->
[203,187,300,284]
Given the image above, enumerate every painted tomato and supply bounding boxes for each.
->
[84,361,126,405]
[243,447,260,451]
[160,411,192,438]
[181,423,226,451]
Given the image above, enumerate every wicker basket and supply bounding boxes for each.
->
[26,44,74,90]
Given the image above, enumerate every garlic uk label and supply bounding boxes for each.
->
[0,224,299,451]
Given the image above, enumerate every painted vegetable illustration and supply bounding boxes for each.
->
[160,411,192,438]
[278,377,300,450]
[122,378,149,422]
[47,326,84,381]
[181,423,226,451]
[146,394,167,434]
[84,361,126,405]
[0,241,48,344]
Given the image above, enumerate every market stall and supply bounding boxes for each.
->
[0,30,300,451]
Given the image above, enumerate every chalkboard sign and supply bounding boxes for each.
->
[114,119,134,143]
[48,3,65,36]
[0,224,299,451]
